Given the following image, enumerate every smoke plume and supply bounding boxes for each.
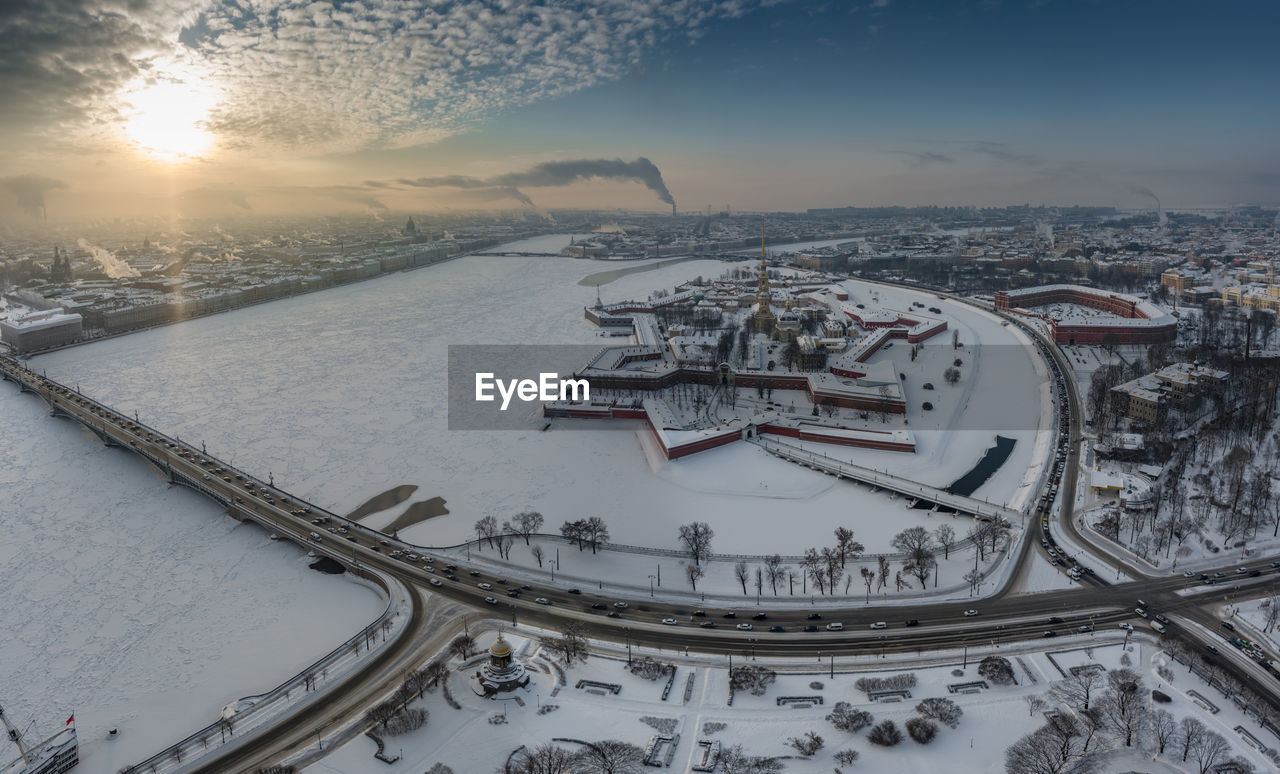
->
[1128,184,1167,226]
[77,238,140,279]
[1,174,67,219]
[1035,220,1054,248]
[391,157,676,210]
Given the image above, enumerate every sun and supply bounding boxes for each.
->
[122,79,216,161]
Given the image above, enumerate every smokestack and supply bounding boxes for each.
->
[672,201,677,217]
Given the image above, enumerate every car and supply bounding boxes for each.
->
[426,577,441,587]
[1213,571,1226,579]
[1043,630,1057,638]
[753,612,768,621]
[521,584,532,591]
[723,611,737,619]
[661,618,678,625]
[445,564,458,571]
[1155,614,1171,625]
[1048,616,1064,624]
[1118,623,1134,631]
[826,622,844,631]
[964,609,980,617]
[736,623,753,631]
[1206,645,1220,655]
[1272,561,1280,569]
[345,535,357,542]
[1134,608,1148,618]
[535,597,551,605]
[591,603,606,610]
[483,596,498,605]
[807,613,823,620]
[1221,621,1235,631]
[1183,570,1197,578]
[769,625,785,633]
[870,622,887,630]
[1078,625,1093,633]
[614,601,628,609]
[568,588,582,594]
[700,621,717,628]
[904,619,919,627]
[1250,569,1262,577]
[506,589,520,597]
[1237,567,1249,574]
[692,609,707,617]
[446,574,459,581]
[607,611,620,618]
[803,625,819,632]
[477,582,492,590]
[496,578,508,585]
[469,570,481,577]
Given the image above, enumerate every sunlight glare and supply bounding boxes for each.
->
[122,79,216,161]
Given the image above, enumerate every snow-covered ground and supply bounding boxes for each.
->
[30,250,1046,558]
[303,630,1270,774]
[0,383,383,770]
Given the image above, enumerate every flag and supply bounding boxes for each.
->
[65,715,74,726]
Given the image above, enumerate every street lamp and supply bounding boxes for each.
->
[648,575,656,597]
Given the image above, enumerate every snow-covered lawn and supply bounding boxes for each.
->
[303,630,1271,774]
[0,384,383,771]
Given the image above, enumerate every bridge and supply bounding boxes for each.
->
[752,435,1022,523]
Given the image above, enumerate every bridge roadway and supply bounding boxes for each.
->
[5,351,1280,769]
[752,435,1022,523]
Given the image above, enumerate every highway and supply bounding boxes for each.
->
[5,338,1280,769]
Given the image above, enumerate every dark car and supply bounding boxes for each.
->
[469,570,481,577]
[1043,630,1057,638]
[591,603,606,610]
[1048,616,1064,624]
[753,612,768,621]
[1250,570,1262,577]
[807,613,823,620]
[692,609,707,617]
[607,611,620,618]
[700,621,716,629]
[568,588,582,594]
[723,611,737,619]
[904,619,919,627]
[803,625,819,632]
[769,625,785,633]
[1221,621,1235,631]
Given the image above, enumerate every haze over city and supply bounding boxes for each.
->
[2,0,1279,221]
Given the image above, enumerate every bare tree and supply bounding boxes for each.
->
[877,555,891,591]
[531,544,545,568]
[893,526,936,588]
[914,697,963,728]
[1096,668,1145,747]
[508,744,578,774]
[763,554,785,595]
[734,560,750,594]
[1053,670,1100,711]
[1024,695,1048,717]
[860,566,875,603]
[678,522,715,566]
[511,511,544,545]
[543,622,589,665]
[577,740,644,774]
[1004,714,1092,774]
[582,516,609,554]
[474,515,498,549]
[1176,716,1206,763]
[1190,730,1231,774]
[449,633,475,661]
[825,701,873,733]
[933,523,956,560]
[1150,708,1176,756]
[833,527,864,567]
[785,731,823,757]
[686,564,705,590]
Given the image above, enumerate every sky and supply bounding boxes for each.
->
[1,0,1278,220]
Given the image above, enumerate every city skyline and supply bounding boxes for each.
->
[2,0,1278,220]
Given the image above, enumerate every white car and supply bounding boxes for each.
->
[870,622,887,630]
[662,618,678,625]
[736,623,753,631]
[1118,622,1134,631]
[478,583,492,590]
[428,578,442,587]
[964,609,980,617]
[484,596,498,605]
[535,597,551,605]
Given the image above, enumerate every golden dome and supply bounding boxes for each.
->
[489,634,512,658]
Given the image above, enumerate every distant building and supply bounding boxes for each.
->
[0,310,83,353]
[1109,362,1226,424]
[994,284,1177,345]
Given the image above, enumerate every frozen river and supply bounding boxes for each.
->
[32,243,1047,559]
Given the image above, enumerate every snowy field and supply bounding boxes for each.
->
[32,244,1046,559]
[304,630,1270,773]
[0,383,383,770]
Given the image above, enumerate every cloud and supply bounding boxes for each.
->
[968,141,1041,165]
[2,1,775,158]
[0,174,68,218]
[892,150,955,166]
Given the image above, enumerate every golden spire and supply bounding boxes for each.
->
[760,214,766,260]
